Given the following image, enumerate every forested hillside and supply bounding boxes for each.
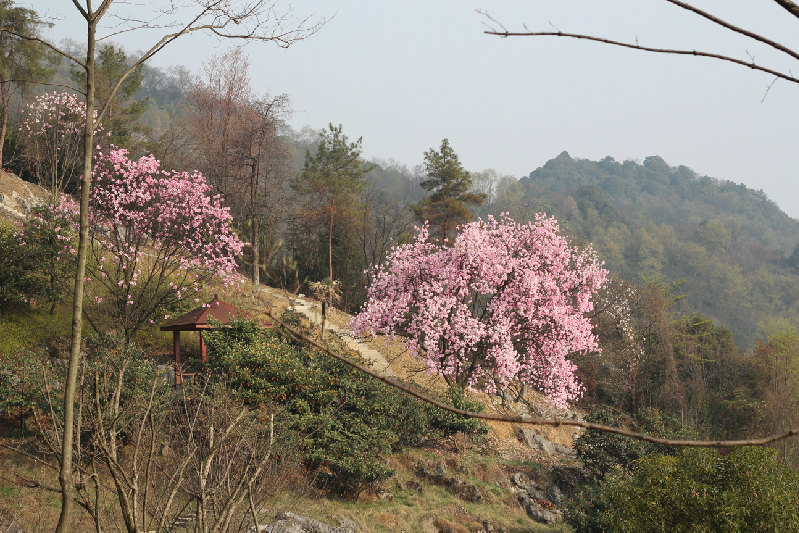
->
[483,152,799,347]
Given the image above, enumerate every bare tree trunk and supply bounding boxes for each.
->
[252,215,260,291]
[57,19,96,533]
[328,196,335,281]
[0,82,8,168]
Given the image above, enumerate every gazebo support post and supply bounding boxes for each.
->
[199,331,208,369]
[173,330,182,385]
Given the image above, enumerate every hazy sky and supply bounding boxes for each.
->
[32,1,799,218]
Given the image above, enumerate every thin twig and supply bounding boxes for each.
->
[481,29,799,85]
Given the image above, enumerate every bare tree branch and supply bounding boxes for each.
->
[479,7,799,85]
[0,29,87,68]
[265,309,799,448]
[774,0,799,19]
[1,80,85,94]
[94,2,324,124]
[481,28,799,86]
[69,0,89,22]
[664,0,799,62]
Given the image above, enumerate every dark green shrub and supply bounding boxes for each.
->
[601,447,799,532]
[0,355,49,429]
[206,319,487,496]
[566,407,698,532]
[574,406,694,480]
[0,202,77,315]
[426,385,489,439]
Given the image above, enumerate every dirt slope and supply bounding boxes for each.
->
[0,170,48,220]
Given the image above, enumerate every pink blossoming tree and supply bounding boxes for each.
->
[351,214,607,408]
[86,147,244,341]
[18,91,107,199]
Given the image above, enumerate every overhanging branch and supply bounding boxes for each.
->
[95,3,324,124]
[482,28,799,86]
[0,30,87,69]
[774,0,799,20]
[664,0,799,62]
[265,309,799,448]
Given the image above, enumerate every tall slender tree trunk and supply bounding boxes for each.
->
[0,81,8,168]
[328,196,334,281]
[251,215,260,291]
[251,158,260,291]
[57,20,96,533]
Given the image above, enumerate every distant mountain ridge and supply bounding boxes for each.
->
[523,152,798,254]
[508,152,799,348]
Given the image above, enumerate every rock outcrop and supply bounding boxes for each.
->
[249,512,355,533]
[509,470,565,525]
[416,460,484,504]
[0,170,47,220]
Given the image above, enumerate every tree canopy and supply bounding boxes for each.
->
[294,123,373,281]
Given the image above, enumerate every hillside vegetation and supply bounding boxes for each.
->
[481,152,799,347]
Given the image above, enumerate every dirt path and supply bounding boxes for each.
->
[262,288,397,378]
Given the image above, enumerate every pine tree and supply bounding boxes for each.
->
[0,1,52,167]
[295,124,373,281]
[413,138,485,241]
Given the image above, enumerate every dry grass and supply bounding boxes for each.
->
[282,445,569,533]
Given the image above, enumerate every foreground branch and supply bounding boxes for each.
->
[774,0,799,20]
[663,0,799,62]
[482,28,799,86]
[266,310,799,448]
[478,7,799,86]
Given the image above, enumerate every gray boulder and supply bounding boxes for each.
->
[517,494,562,525]
[518,429,576,457]
[249,512,354,533]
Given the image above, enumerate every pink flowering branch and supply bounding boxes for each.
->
[18,91,108,199]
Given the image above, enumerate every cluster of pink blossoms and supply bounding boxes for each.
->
[89,147,244,276]
[84,147,244,336]
[14,195,79,262]
[21,91,106,137]
[350,214,608,409]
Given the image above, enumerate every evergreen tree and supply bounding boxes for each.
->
[71,44,148,146]
[413,138,485,241]
[0,1,52,167]
[294,123,373,282]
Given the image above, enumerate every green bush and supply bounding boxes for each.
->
[0,202,77,315]
[574,406,694,480]
[601,447,799,532]
[0,355,49,423]
[426,385,489,439]
[206,319,487,496]
[566,407,699,531]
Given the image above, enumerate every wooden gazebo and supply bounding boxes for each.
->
[160,295,245,384]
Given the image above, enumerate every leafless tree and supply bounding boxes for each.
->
[20,342,303,532]
[356,186,414,286]
[227,96,293,292]
[183,48,294,291]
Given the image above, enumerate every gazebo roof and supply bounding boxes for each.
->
[160,295,245,331]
